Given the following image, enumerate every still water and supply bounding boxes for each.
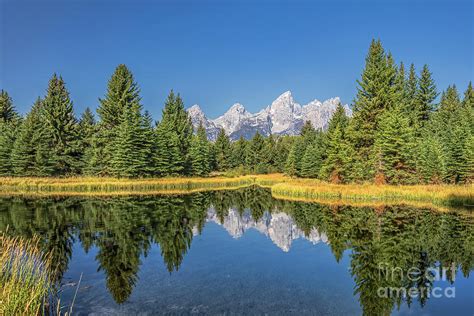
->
[0,187,473,315]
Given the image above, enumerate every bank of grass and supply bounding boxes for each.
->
[0,174,472,210]
[0,175,257,196]
[270,178,474,208]
[0,233,68,315]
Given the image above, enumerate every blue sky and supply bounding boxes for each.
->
[1,0,472,119]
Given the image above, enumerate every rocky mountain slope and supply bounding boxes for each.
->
[187,91,351,140]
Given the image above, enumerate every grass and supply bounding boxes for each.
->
[0,232,69,315]
[0,175,257,196]
[0,174,472,210]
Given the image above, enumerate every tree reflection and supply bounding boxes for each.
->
[0,188,472,314]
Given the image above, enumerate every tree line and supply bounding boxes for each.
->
[0,39,472,183]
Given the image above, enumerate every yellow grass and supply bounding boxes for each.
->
[0,174,472,210]
[0,232,69,315]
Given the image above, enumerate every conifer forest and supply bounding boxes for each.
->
[1,40,473,184]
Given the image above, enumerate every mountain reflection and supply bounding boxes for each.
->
[0,186,472,315]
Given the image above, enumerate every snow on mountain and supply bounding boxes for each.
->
[187,104,221,141]
[205,207,328,252]
[187,91,350,141]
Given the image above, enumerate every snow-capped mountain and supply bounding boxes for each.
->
[187,91,351,140]
[204,207,328,252]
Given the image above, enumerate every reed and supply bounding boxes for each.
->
[0,174,472,210]
[0,232,66,315]
[270,181,474,208]
[0,175,257,195]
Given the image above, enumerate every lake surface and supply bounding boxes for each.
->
[0,187,473,315]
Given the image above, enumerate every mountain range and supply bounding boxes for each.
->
[187,91,351,140]
[197,207,328,252]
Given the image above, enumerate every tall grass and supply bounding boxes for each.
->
[0,175,257,196]
[271,180,474,208]
[0,174,472,210]
[0,232,68,315]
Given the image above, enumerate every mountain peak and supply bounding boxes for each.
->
[228,103,247,113]
[274,91,293,103]
[187,92,348,140]
[188,104,203,113]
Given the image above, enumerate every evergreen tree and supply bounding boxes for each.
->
[246,132,267,173]
[11,98,56,176]
[229,136,247,169]
[415,65,437,123]
[463,81,474,109]
[0,121,18,175]
[190,123,211,176]
[374,106,416,184]
[405,63,419,128]
[92,64,141,175]
[461,136,474,183]
[0,89,18,123]
[214,128,231,171]
[78,108,96,174]
[154,91,193,175]
[285,137,305,177]
[436,86,467,183]
[300,143,323,178]
[417,136,447,184]
[348,39,397,180]
[42,74,81,175]
[320,103,351,183]
[110,103,150,177]
[0,91,20,175]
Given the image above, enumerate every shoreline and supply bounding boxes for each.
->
[0,174,472,211]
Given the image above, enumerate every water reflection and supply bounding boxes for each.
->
[0,187,472,315]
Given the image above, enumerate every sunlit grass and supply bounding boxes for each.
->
[270,179,474,208]
[0,232,69,315]
[0,174,472,210]
[0,175,257,195]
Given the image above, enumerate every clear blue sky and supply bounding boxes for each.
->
[1,0,472,119]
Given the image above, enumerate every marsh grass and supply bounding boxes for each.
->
[270,180,474,208]
[0,174,472,210]
[1,233,48,315]
[0,175,256,195]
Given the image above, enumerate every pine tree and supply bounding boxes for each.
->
[92,64,142,175]
[0,121,18,175]
[190,123,211,176]
[110,103,151,177]
[463,81,474,110]
[78,108,96,174]
[348,39,397,180]
[214,128,231,171]
[300,143,323,178]
[229,136,247,169]
[415,65,437,123]
[246,132,266,173]
[461,136,474,183]
[11,98,56,176]
[285,137,305,177]
[405,64,419,128]
[0,91,20,175]
[374,106,416,184]
[320,103,351,183]
[42,74,81,175]
[154,90,193,175]
[436,86,467,183]
[0,89,18,123]
[417,136,447,184]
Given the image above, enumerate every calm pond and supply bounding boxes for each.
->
[0,187,473,315]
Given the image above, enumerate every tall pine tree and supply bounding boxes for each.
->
[41,74,80,175]
[190,123,211,176]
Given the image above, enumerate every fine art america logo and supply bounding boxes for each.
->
[377,262,456,299]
